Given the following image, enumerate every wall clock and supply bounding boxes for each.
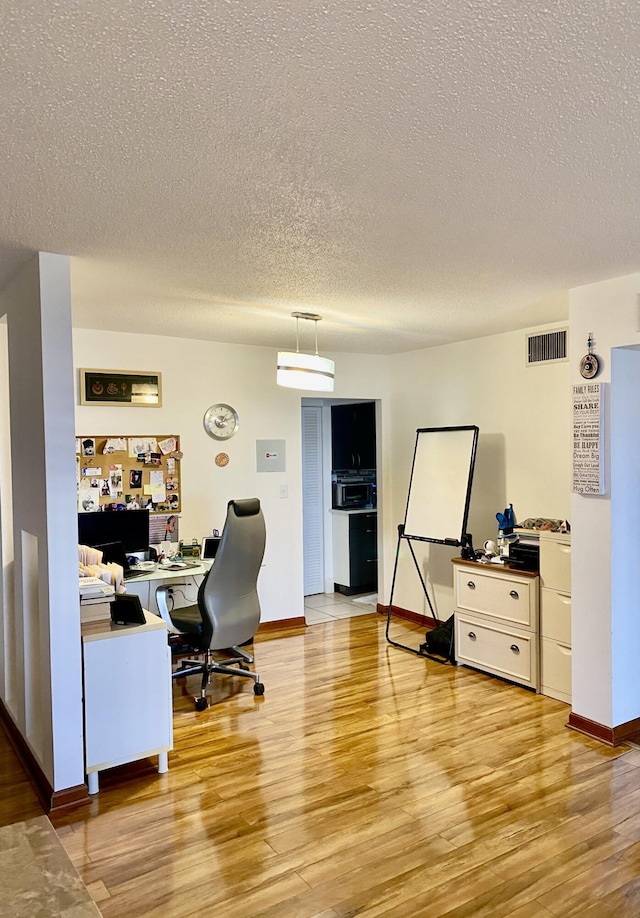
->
[203,404,239,440]
[579,334,600,379]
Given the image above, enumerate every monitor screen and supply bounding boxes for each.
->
[202,537,221,560]
[78,509,150,553]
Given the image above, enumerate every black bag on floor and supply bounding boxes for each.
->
[420,615,455,663]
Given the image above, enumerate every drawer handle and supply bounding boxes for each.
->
[468,631,477,640]
[467,581,476,590]
[509,590,519,599]
[510,644,520,654]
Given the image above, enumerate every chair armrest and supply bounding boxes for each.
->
[155,582,190,629]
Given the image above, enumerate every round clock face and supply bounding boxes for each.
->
[580,353,600,379]
[204,404,239,440]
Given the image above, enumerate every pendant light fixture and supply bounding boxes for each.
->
[277,312,335,392]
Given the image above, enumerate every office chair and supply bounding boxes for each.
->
[156,498,266,710]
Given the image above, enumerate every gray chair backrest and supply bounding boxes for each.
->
[199,498,266,649]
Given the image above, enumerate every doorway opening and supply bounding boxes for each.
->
[301,398,379,624]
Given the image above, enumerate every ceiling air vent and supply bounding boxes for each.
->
[526,327,568,366]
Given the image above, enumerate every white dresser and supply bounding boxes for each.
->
[539,532,572,704]
[453,559,540,691]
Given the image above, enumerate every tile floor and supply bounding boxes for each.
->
[304,590,379,624]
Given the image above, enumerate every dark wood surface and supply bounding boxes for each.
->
[0,720,45,827]
[453,556,540,578]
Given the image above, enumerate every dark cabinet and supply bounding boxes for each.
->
[331,402,376,471]
[333,511,377,596]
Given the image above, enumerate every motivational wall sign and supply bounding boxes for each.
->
[572,382,605,495]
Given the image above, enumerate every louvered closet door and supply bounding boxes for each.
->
[302,405,324,595]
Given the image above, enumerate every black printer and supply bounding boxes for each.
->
[508,532,540,571]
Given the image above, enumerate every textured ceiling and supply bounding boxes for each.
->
[0,1,638,354]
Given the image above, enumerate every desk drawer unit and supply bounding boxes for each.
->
[540,588,571,645]
[453,560,539,691]
[456,613,537,689]
[539,535,571,593]
[539,532,572,704]
[455,566,536,630]
[540,637,572,704]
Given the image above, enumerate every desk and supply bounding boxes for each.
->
[81,611,173,794]
[124,561,212,627]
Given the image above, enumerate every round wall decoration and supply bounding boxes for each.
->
[215,452,230,467]
[579,333,600,379]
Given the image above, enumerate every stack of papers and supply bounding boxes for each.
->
[79,576,115,600]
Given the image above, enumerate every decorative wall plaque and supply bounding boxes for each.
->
[572,382,605,494]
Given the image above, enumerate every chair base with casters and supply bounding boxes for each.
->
[172,645,264,710]
[158,578,265,710]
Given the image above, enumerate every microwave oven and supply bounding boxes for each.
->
[333,480,374,509]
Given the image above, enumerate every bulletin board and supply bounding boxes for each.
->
[77,435,181,514]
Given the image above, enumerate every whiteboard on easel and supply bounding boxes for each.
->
[403,426,479,544]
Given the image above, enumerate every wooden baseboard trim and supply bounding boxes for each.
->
[50,784,91,811]
[567,712,640,747]
[377,603,436,629]
[256,616,306,637]
[0,698,90,813]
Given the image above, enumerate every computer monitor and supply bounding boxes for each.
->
[78,509,150,554]
[201,536,221,560]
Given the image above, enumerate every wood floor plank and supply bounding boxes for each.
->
[9,611,629,918]
[0,722,45,826]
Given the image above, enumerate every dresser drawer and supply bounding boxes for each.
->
[541,637,572,703]
[455,613,537,690]
[455,566,537,630]
[540,588,571,644]
[540,537,571,592]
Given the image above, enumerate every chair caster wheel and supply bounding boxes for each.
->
[194,697,208,711]
[253,683,265,696]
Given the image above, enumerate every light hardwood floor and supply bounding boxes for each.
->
[5,612,640,916]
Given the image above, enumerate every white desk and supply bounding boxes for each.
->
[124,561,211,627]
[81,611,173,794]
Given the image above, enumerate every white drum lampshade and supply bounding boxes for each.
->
[276,313,335,392]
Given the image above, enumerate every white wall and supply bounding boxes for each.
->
[385,324,571,621]
[569,273,640,729]
[73,329,390,623]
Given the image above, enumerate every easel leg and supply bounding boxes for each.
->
[386,529,437,656]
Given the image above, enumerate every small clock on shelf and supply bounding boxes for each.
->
[203,404,239,440]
